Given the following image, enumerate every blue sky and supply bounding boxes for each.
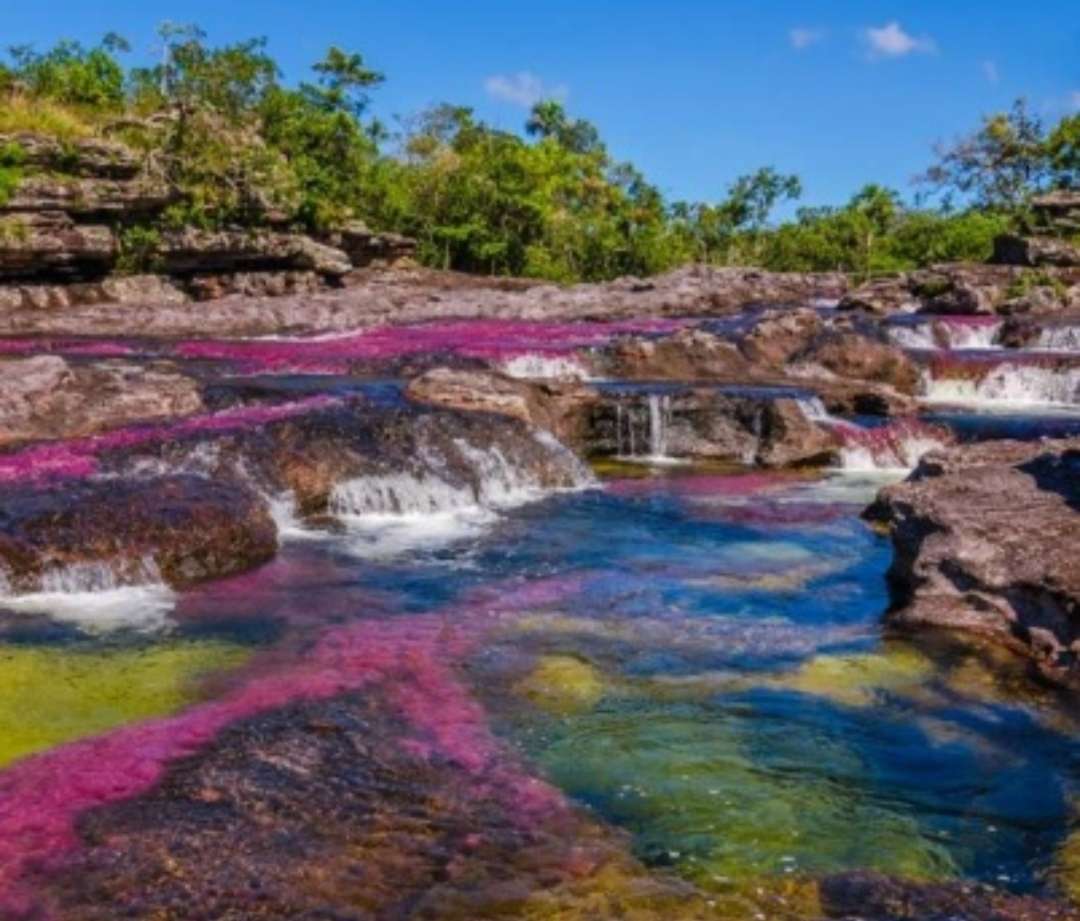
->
[7,2,1079,212]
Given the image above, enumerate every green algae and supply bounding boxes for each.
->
[534,704,957,890]
[514,654,606,715]
[0,640,250,767]
[768,645,937,708]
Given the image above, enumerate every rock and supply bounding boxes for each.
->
[0,357,204,447]
[0,475,277,593]
[838,276,917,315]
[793,332,921,394]
[994,234,1080,268]
[1032,190,1080,237]
[0,264,848,339]
[865,438,1080,687]
[0,133,142,179]
[0,273,189,312]
[603,327,752,380]
[2,175,174,217]
[755,397,840,467]
[820,870,1080,921]
[184,270,325,301]
[405,367,598,447]
[321,219,418,268]
[154,229,353,278]
[0,215,115,281]
[740,307,824,366]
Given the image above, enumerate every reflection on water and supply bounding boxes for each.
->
[3,463,1080,915]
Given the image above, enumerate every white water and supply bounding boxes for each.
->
[922,364,1080,407]
[329,434,593,559]
[1035,326,1080,353]
[500,353,592,381]
[0,559,176,634]
[616,394,681,464]
[794,396,948,473]
[886,321,1002,351]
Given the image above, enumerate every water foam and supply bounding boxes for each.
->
[922,364,1080,407]
[500,353,592,381]
[0,560,176,634]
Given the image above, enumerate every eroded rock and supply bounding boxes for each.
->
[866,438,1080,687]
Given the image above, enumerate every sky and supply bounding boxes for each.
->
[6,1,1079,213]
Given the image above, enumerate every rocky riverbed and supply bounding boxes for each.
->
[2,182,1080,919]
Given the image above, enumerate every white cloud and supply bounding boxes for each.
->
[484,72,568,108]
[863,21,936,58]
[789,27,826,50]
[982,60,999,84]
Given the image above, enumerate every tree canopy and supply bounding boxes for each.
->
[0,30,1074,282]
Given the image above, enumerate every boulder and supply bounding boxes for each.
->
[321,220,418,268]
[155,229,353,278]
[993,234,1080,269]
[740,307,824,366]
[865,438,1080,687]
[0,475,277,594]
[0,357,204,447]
[0,274,188,312]
[603,327,751,380]
[792,332,921,394]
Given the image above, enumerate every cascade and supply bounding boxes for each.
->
[615,394,675,462]
[1036,326,1080,353]
[500,353,591,381]
[922,363,1080,406]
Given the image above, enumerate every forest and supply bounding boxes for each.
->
[1,27,1077,282]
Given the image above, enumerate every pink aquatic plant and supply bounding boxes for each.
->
[175,318,691,374]
[0,575,586,917]
[0,396,338,485]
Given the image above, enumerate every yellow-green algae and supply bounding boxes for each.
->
[536,707,957,889]
[514,654,606,715]
[0,639,250,767]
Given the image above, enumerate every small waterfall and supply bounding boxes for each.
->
[615,394,675,462]
[0,558,176,634]
[648,395,672,459]
[1036,326,1080,353]
[922,363,1080,406]
[795,396,831,423]
[501,353,591,381]
[886,319,1002,351]
[832,419,952,472]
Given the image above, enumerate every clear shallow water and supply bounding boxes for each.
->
[3,464,1080,912]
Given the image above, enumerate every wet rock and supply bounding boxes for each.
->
[755,397,839,467]
[865,438,1080,688]
[820,870,1080,921]
[405,367,598,447]
[994,234,1080,269]
[793,332,921,395]
[0,357,204,447]
[741,307,825,366]
[38,690,713,920]
[837,276,918,315]
[603,326,752,380]
[0,475,277,593]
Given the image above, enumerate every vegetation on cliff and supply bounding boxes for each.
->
[1,29,1076,282]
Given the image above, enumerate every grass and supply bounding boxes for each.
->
[0,95,97,141]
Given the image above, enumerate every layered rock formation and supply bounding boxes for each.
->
[0,131,416,307]
[0,355,203,447]
[866,438,1080,687]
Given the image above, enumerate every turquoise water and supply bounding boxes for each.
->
[4,463,1080,912]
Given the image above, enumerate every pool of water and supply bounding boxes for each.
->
[4,462,1079,914]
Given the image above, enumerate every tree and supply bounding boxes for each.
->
[303,46,384,117]
[1046,114,1079,189]
[919,99,1050,208]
